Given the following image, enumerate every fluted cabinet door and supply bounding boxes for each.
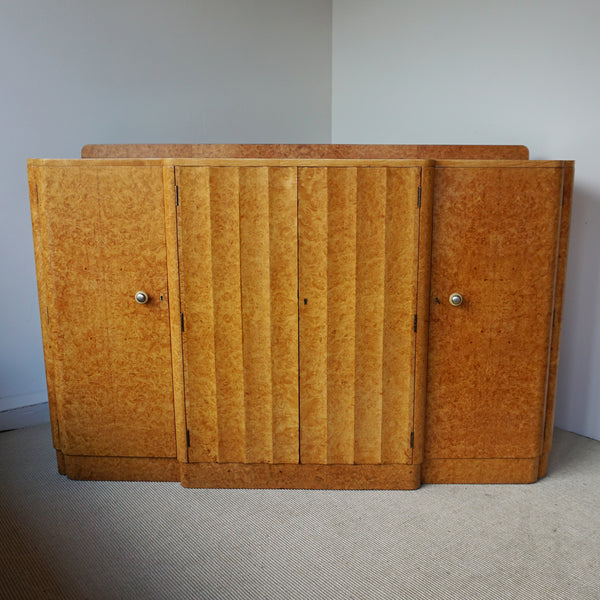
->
[34,165,176,458]
[178,164,424,467]
[298,167,423,465]
[177,166,299,464]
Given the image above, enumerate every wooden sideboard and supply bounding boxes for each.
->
[28,145,573,488]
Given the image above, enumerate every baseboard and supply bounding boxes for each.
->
[181,462,422,489]
[1,391,47,412]
[0,402,50,432]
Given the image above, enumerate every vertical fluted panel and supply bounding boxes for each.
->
[209,168,246,463]
[177,167,219,463]
[354,168,387,464]
[183,164,421,466]
[240,168,273,463]
[299,166,421,465]
[268,168,300,464]
[381,168,422,463]
[326,168,357,464]
[181,166,298,464]
[298,168,329,464]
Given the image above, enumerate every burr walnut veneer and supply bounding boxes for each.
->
[28,145,573,488]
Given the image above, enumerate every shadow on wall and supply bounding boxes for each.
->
[555,183,600,437]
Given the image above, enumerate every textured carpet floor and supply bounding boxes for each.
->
[1,424,599,600]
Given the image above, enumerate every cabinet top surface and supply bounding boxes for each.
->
[27,158,574,168]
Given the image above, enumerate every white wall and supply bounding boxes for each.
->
[0,0,332,416]
[332,0,600,440]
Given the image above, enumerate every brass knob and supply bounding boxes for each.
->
[449,292,463,306]
[135,291,149,304]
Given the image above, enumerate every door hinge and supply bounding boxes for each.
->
[175,184,179,206]
[46,306,49,324]
[186,429,191,447]
[180,313,185,332]
[413,314,418,332]
[410,431,414,449]
[417,186,422,208]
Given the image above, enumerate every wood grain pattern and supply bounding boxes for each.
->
[425,165,564,460]
[55,450,66,475]
[539,164,574,477]
[181,462,421,490]
[354,169,387,464]
[207,168,246,463]
[30,152,573,488]
[298,168,329,464]
[35,165,176,458]
[42,158,434,168]
[327,168,358,464]
[163,166,188,462]
[268,168,299,464]
[240,168,274,463]
[299,167,423,465]
[380,168,423,464]
[179,166,299,464]
[412,166,435,465]
[434,159,564,169]
[62,455,180,481]
[82,144,529,160]
[422,457,540,484]
[28,164,60,450]
[176,167,219,462]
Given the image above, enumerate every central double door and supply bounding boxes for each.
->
[175,164,426,466]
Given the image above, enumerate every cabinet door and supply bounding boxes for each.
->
[178,165,424,467]
[37,166,176,458]
[298,167,424,465]
[177,166,299,464]
[426,165,564,459]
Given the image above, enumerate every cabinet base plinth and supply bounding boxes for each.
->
[56,450,66,475]
[538,452,550,478]
[422,457,541,484]
[181,463,422,490]
[60,453,180,482]
[54,454,549,487]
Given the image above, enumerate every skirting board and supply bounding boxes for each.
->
[0,402,50,432]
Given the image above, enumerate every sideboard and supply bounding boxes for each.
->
[28,144,573,488]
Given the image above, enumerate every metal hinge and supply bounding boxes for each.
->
[413,314,418,332]
[175,184,179,206]
[46,306,49,324]
[181,313,185,332]
[410,431,414,449]
[417,186,422,208]
[186,429,191,447]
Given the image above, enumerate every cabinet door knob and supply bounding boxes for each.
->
[449,292,463,306]
[135,291,149,304]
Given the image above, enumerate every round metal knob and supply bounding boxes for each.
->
[449,292,463,306]
[135,291,149,304]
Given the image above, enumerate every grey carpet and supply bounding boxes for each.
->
[1,424,599,600]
